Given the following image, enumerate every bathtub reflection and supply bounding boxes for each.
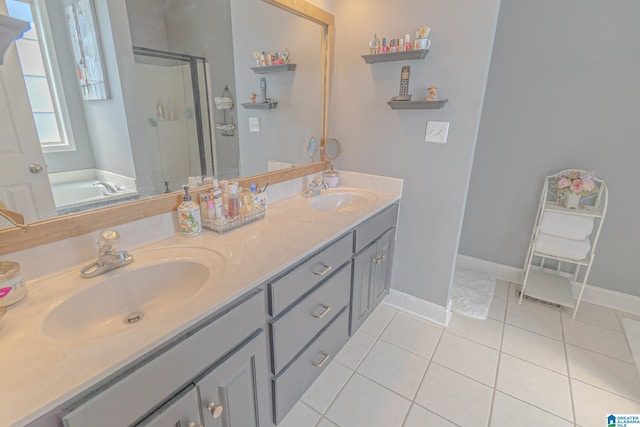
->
[52,181,139,214]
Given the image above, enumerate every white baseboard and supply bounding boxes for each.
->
[457,254,640,315]
[383,290,451,326]
[456,254,522,283]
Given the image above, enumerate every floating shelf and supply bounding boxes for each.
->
[251,63,296,74]
[241,101,278,110]
[361,49,429,64]
[387,99,448,110]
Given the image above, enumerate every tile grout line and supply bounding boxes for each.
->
[486,282,511,427]
[316,308,400,426]
[559,303,578,427]
[399,321,448,427]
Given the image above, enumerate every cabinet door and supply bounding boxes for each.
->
[372,228,395,307]
[197,331,270,427]
[350,243,376,335]
[138,386,202,427]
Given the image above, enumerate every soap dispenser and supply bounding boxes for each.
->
[177,185,202,236]
[324,165,340,188]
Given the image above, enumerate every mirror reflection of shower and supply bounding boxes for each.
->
[133,47,214,194]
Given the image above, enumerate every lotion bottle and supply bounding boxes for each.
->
[178,185,202,236]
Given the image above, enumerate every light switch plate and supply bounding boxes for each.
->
[249,117,260,132]
[425,121,450,143]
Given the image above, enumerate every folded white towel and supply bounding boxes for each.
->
[534,233,591,261]
[539,211,594,240]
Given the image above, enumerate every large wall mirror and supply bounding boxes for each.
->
[0,0,334,253]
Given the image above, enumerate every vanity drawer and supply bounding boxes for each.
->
[272,307,349,424]
[268,233,352,315]
[270,264,350,374]
[354,203,399,253]
[62,289,265,427]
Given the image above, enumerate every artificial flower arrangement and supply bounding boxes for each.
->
[555,170,598,207]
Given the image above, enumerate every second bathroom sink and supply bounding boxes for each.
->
[308,189,376,213]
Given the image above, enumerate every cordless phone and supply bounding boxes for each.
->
[392,66,412,101]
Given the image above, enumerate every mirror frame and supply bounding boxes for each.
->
[0,0,334,255]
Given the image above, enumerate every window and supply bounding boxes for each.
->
[6,0,75,152]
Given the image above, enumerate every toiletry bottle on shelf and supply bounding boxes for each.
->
[178,185,202,236]
[324,165,340,188]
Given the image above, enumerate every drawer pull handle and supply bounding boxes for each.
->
[207,402,224,419]
[312,305,331,319]
[374,255,386,264]
[313,264,332,276]
[312,351,330,367]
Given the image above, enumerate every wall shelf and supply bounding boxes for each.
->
[251,64,296,74]
[241,101,278,110]
[387,99,448,110]
[361,49,429,64]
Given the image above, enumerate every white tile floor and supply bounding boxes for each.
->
[278,281,640,427]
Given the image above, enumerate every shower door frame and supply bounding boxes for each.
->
[132,46,213,177]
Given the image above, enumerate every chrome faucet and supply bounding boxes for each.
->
[0,201,28,231]
[304,173,328,198]
[80,230,133,278]
[92,181,118,194]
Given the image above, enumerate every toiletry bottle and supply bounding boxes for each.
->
[405,33,412,51]
[324,165,340,188]
[178,185,202,236]
[250,183,259,211]
[156,98,165,121]
[243,187,253,214]
[226,182,241,217]
[257,185,268,210]
[200,193,211,221]
[212,179,223,220]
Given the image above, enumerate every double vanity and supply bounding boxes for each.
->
[0,172,402,427]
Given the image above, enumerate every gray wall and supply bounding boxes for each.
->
[459,0,640,296]
[330,0,501,306]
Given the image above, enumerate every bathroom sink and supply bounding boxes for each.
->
[42,246,226,340]
[309,189,376,212]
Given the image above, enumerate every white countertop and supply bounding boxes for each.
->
[0,171,402,427]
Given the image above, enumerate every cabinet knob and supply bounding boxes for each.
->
[312,304,331,319]
[374,254,385,264]
[313,264,332,276]
[207,402,224,419]
[187,423,203,427]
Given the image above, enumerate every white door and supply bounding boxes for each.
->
[0,44,56,226]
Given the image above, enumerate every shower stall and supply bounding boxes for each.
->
[132,47,215,194]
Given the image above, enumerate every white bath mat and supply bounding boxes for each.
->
[451,267,496,320]
[622,318,640,379]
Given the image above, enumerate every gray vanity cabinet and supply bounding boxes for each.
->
[138,386,201,426]
[350,204,398,335]
[61,289,269,427]
[196,332,270,427]
[267,234,353,424]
